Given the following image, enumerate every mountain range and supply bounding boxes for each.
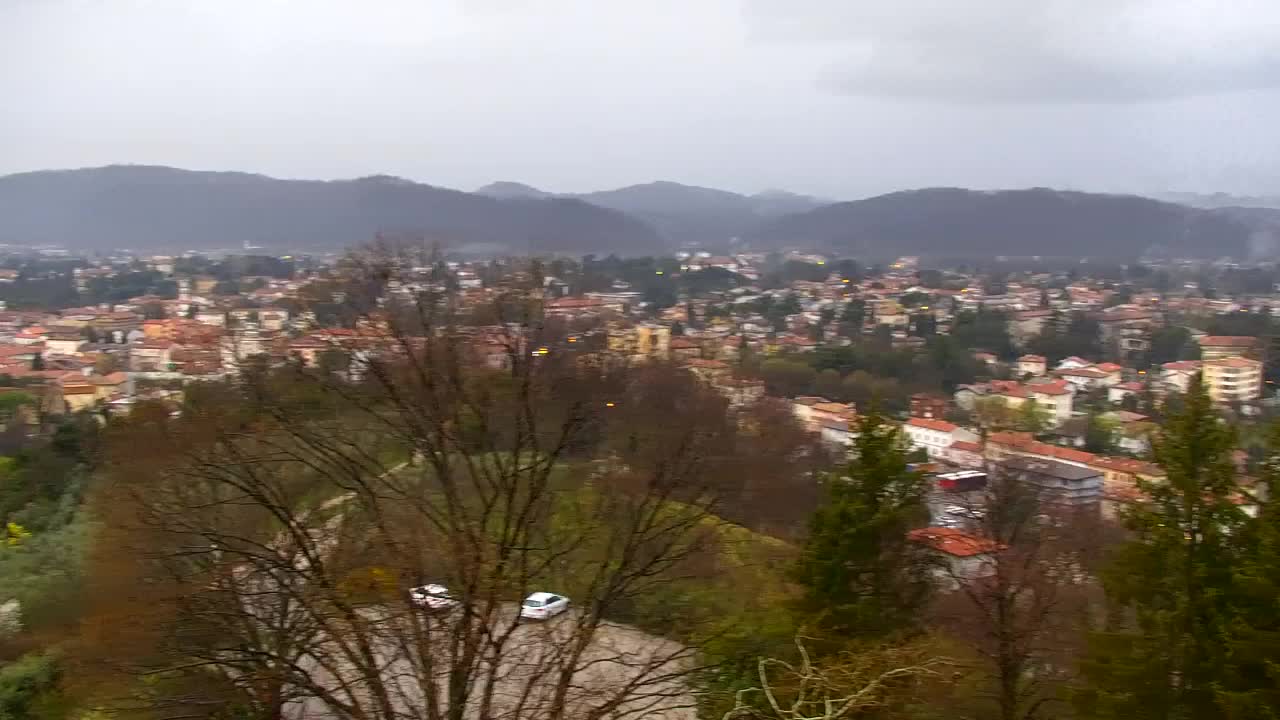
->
[0,165,1276,259]
[475,180,829,246]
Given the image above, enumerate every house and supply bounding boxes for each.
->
[195,311,227,327]
[1053,365,1119,391]
[44,327,85,357]
[668,336,702,361]
[1198,336,1258,361]
[1096,307,1156,355]
[1203,357,1263,405]
[1020,380,1075,426]
[715,377,766,408]
[131,340,175,372]
[1091,456,1165,497]
[681,358,731,383]
[972,352,999,367]
[909,393,949,420]
[1108,381,1144,404]
[1000,455,1103,507]
[819,418,856,448]
[908,527,1002,587]
[1056,356,1094,371]
[545,296,610,318]
[1016,354,1047,377]
[57,381,100,413]
[1009,310,1055,345]
[609,324,671,361]
[1102,411,1156,455]
[1161,360,1202,395]
[985,430,1095,465]
[13,327,47,345]
[791,396,829,431]
[943,440,985,468]
[903,417,979,460]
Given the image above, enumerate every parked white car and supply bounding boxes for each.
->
[410,583,458,611]
[520,591,569,621]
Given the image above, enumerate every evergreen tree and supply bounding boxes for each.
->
[1217,424,1280,716]
[793,410,932,638]
[1078,376,1246,720]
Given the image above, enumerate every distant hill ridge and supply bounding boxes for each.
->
[748,187,1273,259]
[0,166,1274,258]
[0,165,661,254]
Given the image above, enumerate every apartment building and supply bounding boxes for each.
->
[1202,357,1263,404]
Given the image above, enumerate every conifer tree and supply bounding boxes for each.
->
[794,409,932,637]
[1078,376,1245,719]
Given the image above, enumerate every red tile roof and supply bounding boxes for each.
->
[1056,367,1109,378]
[909,527,1002,557]
[1028,380,1072,396]
[906,417,958,433]
[1207,357,1262,369]
[1199,336,1258,348]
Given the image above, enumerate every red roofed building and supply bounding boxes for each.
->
[1198,335,1258,361]
[909,393,949,420]
[668,336,701,360]
[909,527,1002,586]
[1016,354,1047,377]
[544,296,611,318]
[1108,381,1144,404]
[944,440,985,468]
[1203,356,1263,404]
[903,417,978,460]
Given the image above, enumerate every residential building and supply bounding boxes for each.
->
[1096,306,1157,355]
[903,417,979,460]
[715,377,766,408]
[1001,455,1103,507]
[1161,360,1202,395]
[908,527,1001,587]
[44,327,85,357]
[943,440,985,468]
[819,418,855,448]
[1016,354,1047,377]
[1054,366,1115,391]
[1108,381,1144,404]
[1198,336,1258,361]
[1203,356,1263,405]
[1009,310,1055,346]
[909,393,949,419]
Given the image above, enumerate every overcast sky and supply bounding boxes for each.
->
[5,0,1280,199]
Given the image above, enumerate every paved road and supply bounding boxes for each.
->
[288,605,696,720]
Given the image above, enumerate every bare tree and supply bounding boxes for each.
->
[720,637,947,720]
[81,243,759,720]
[931,472,1095,720]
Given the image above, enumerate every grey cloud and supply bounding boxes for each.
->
[746,0,1280,103]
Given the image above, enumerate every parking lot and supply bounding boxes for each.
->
[287,604,697,720]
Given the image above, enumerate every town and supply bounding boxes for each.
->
[0,249,1270,520]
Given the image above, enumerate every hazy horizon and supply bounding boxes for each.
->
[6,0,1280,198]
